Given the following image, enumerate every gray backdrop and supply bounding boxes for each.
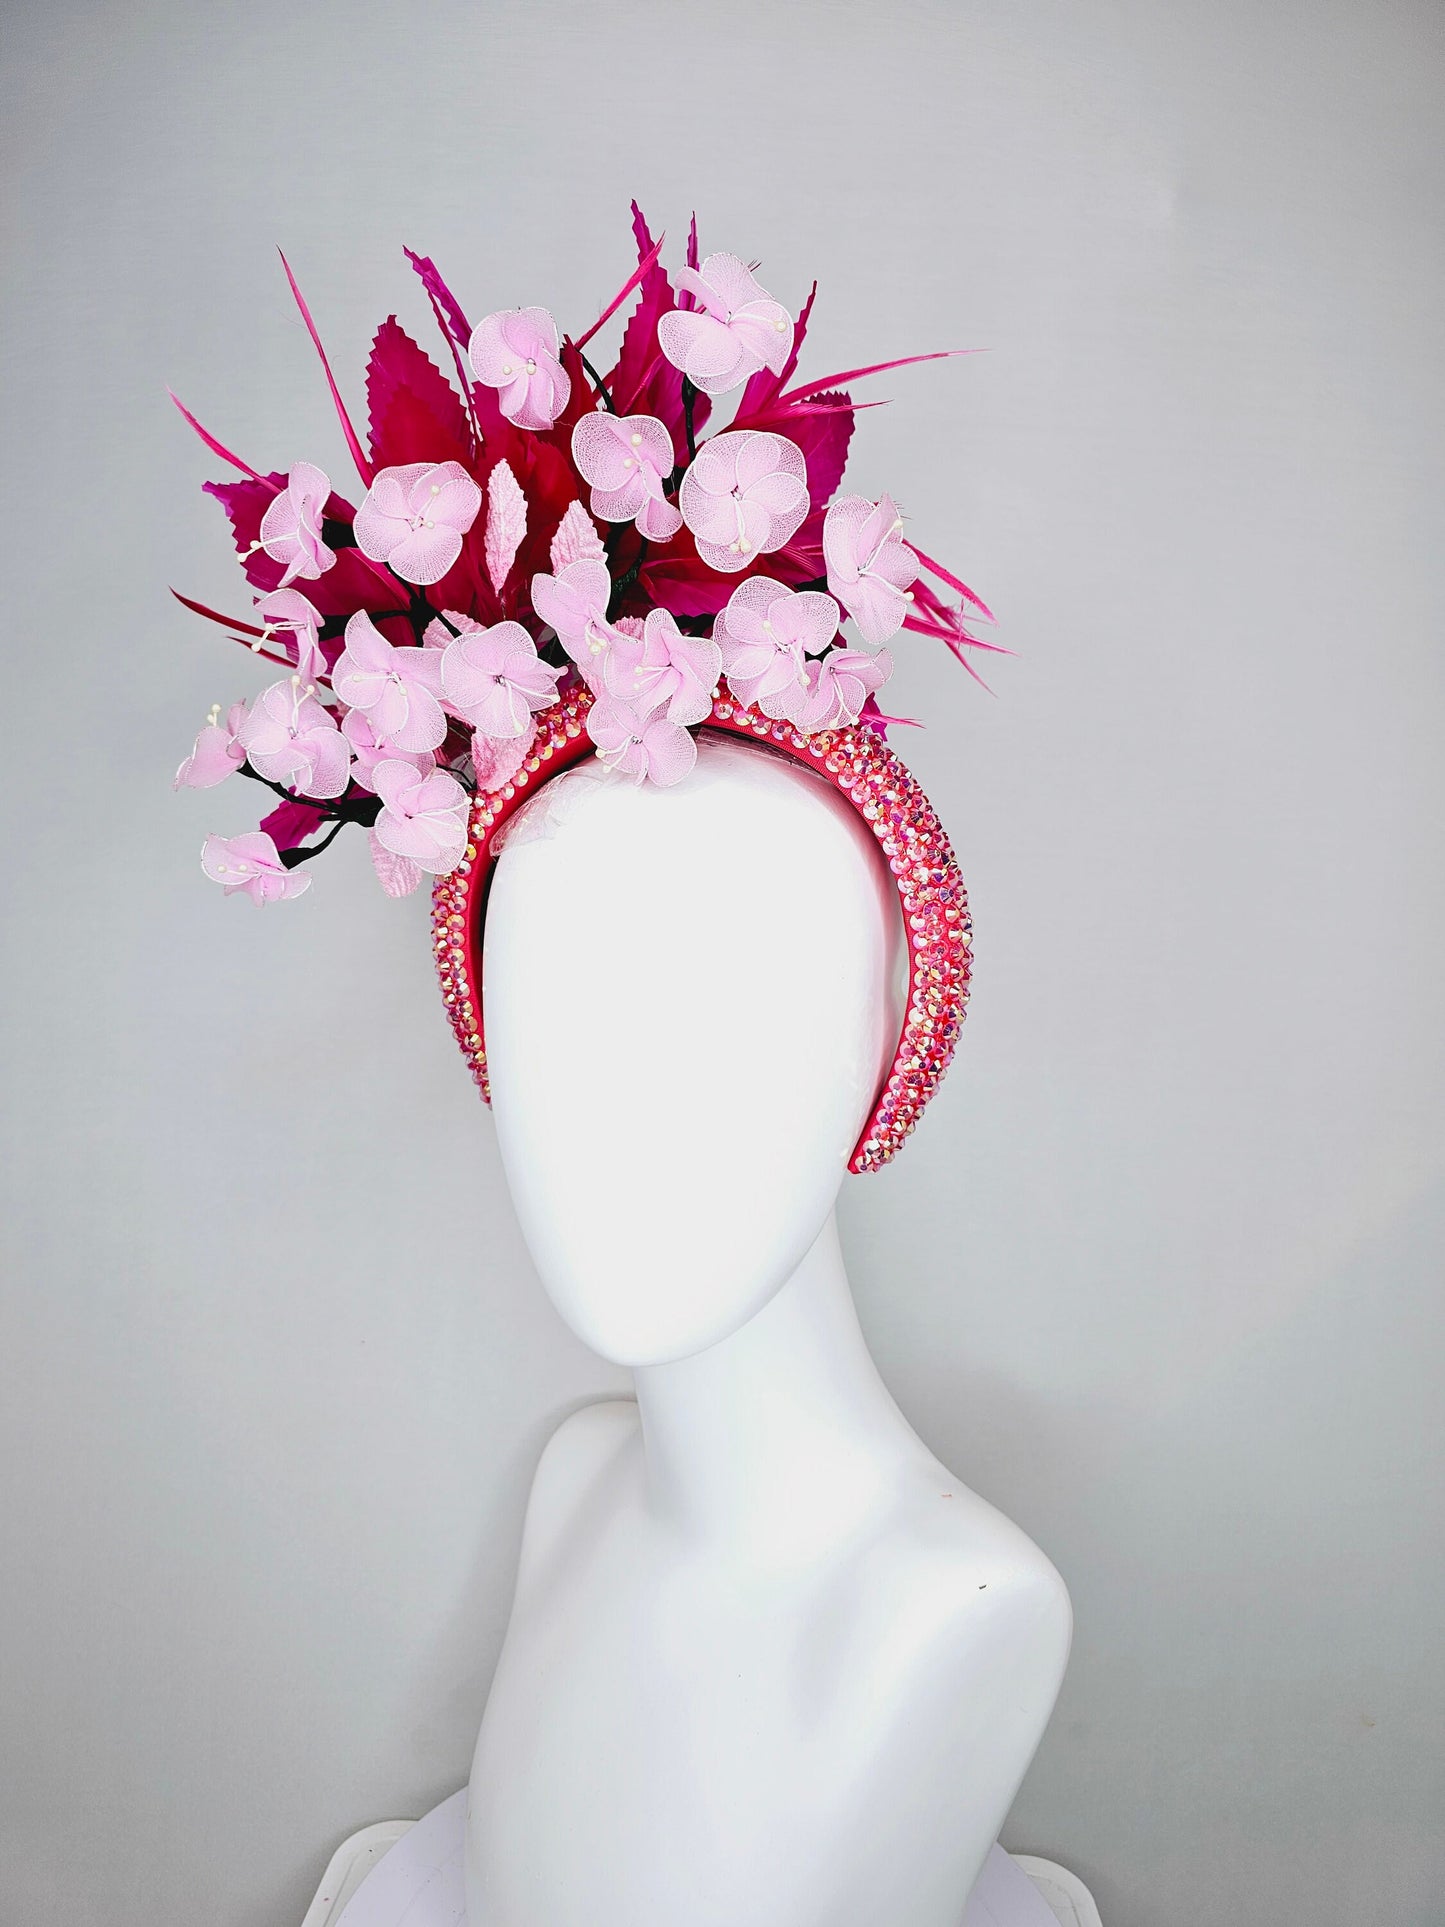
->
[3,2,1442,1923]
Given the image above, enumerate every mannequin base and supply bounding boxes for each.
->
[299,1791,1102,1927]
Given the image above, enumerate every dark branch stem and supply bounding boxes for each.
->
[681,377,698,461]
[581,354,616,413]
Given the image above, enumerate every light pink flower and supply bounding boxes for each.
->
[201,830,311,903]
[340,708,435,793]
[679,431,809,573]
[371,760,470,875]
[603,608,719,726]
[587,695,697,788]
[571,412,681,541]
[468,307,571,430]
[713,576,840,721]
[256,589,326,683]
[332,612,447,753]
[236,678,351,799]
[354,461,482,586]
[441,620,562,738]
[797,647,894,733]
[657,253,794,396]
[258,461,335,584]
[175,701,248,790]
[530,558,618,682]
[822,493,918,647]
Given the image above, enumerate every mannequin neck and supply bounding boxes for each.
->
[631,1213,919,1563]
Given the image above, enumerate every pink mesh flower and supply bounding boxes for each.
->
[354,461,482,586]
[340,708,435,793]
[258,462,335,584]
[371,760,469,874]
[530,559,618,681]
[603,608,720,726]
[679,431,809,573]
[713,576,840,721]
[440,620,562,739]
[236,677,352,799]
[570,412,682,541]
[332,612,447,753]
[201,830,311,902]
[797,647,894,733]
[657,253,794,396]
[587,694,697,788]
[822,493,918,647]
[255,589,326,683]
[175,701,248,790]
[468,307,571,430]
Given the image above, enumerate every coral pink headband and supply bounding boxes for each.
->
[433,684,971,1173]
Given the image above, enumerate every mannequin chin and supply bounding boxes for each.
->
[483,731,907,1366]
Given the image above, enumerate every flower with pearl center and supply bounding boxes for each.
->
[353,461,482,586]
[658,253,794,396]
[679,431,809,574]
[258,461,336,585]
[332,611,448,753]
[822,493,919,647]
[570,411,682,541]
[469,306,572,431]
[712,575,840,723]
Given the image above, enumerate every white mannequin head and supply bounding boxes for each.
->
[482,731,906,1366]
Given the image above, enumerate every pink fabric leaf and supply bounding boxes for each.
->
[571,411,682,541]
[354,460,482,586]
[587,694,697,788]
[659,252,794,397]
[277,250,373,485]
[371,760,469,874]
[678,431,809,573]
[602,608,720,726]
[549,499,607,571]
[470,720,534,793]
[714,576,840,723]
[823,493,920,646]
[236,678,352,799]
[174,701,248,789]
[484,460,528,593]
[365,317,475,471]
[469,307,571,431]
[333,611,448,753]
[367,829,424,897]
[201,830,311,903]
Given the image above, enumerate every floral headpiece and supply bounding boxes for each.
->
[173,208,997,1166]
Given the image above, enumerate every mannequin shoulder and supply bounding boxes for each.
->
[515,1398,640,1582]
[876,1469,1073,1673]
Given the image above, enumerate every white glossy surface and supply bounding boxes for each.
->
[470,738,1072,1927]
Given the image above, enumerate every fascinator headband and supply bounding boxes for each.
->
[171,208,998,1167]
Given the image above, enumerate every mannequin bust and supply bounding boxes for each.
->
[466,733,1071,1927]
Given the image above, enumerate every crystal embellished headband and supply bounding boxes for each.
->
[172,208,999,1166]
